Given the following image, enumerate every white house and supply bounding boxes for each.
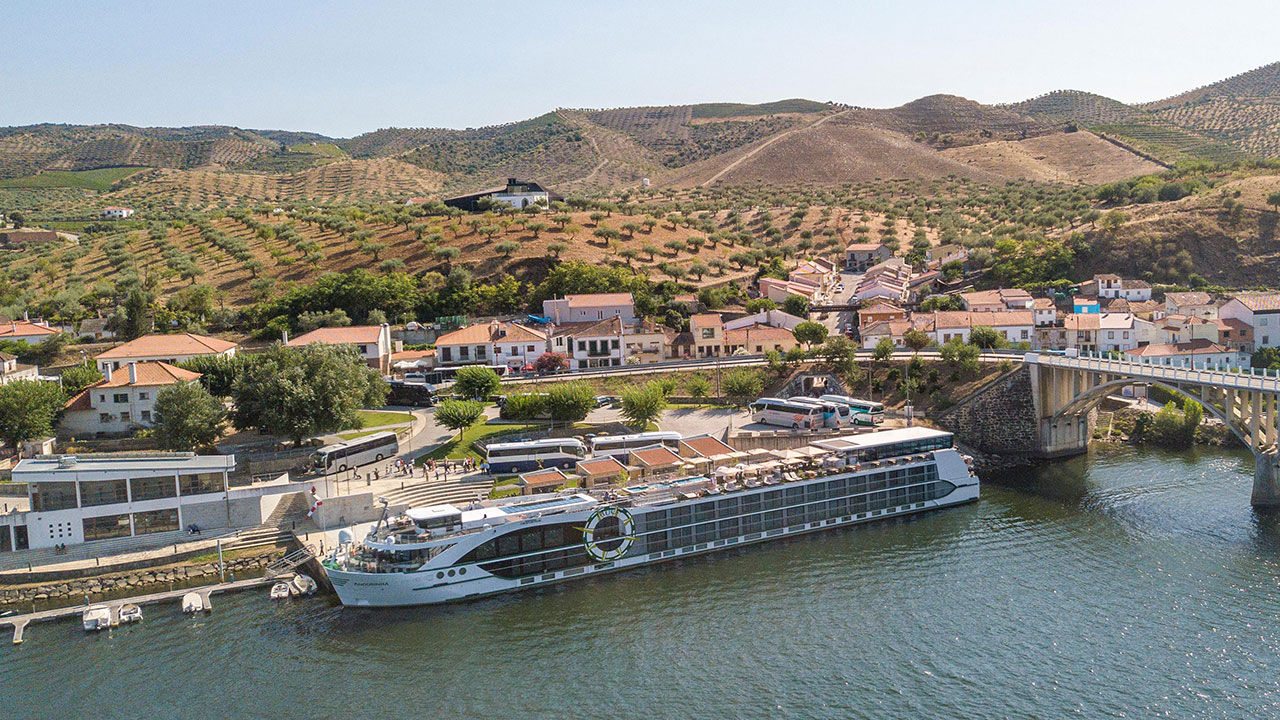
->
[844,242,892,271]
[1164,291,1217,320]
[723,309,806,332]
[0,352,38,385]
[1123,340,1248,369]
[1094,274,1153,302]
[442,178,557,211]
[1220,292,1280,350]
[1097,312,1140,352]
[0,319,59,345]
[542,293,636,324]
[101,206,134,218]
[5,454,235,550]
[550,317,627,370]
[435,321,547,369]
[61,362,202,437]
[285,324,394,373]
[95,332,239,373]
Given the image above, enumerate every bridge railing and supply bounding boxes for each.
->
[1026,351,1280,392]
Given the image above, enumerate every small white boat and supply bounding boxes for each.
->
[117,603,143,624]
[270,582,292,600]
[181,592,205,614]
[82,605,112,632]
[290,573,318,597]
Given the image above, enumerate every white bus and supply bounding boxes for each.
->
[312,431,400,473]
[485,438,588,474]
[787,397,855,428]
[748,397,823,430]
[590,431,683,459]
[819,395,885,426]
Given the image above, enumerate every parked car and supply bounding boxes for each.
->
[593,395,616,408]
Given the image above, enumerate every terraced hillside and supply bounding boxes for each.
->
[1141,61,1280,111]
[1150,98,1280,157]
[1005,90,1139,126]
[845,95,1054,147]
[0,124,279,179]
[1091,121,1249,165]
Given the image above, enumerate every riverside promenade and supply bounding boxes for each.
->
[1,575,280,644]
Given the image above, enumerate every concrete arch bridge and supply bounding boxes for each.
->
[940,352,1280,507]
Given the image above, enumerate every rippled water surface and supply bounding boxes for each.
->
[4,445,1280,719]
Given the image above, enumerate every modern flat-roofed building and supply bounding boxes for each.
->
[5,453,235,550]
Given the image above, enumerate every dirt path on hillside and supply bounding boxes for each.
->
[700,109,850,187]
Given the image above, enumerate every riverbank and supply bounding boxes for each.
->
[0,546,286,613]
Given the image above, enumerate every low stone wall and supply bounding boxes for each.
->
[0,550,281,611]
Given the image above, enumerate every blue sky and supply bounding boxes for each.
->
[3,0,1278,137]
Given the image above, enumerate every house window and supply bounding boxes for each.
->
[141,410,151,422]
[611,340,620,350]
[527,345,535,352]
[113,393,128,403]
[99,413,111,424]
[441,347,452,362]
[476,346,487,360]
[120,412,131,423]
[701,329,715,339]
[138,392,149,401]
[577,341,586,351]
[459,346,470,360]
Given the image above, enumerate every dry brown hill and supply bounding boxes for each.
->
[940,131,1165,183]
[1004,90,1139,126]
[846,94,1054,147]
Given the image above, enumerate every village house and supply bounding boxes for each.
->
[723,309,806,333]
[1164,291,1217,320]
[100,206,134,218]
[926,244,968,269]
[961,288,1034,313]
[95,332,239,373]
[1219,292,1280,350]
[1124,339,1248,369]
[789,258,839,293]
[285,324,394,374]
[0,352,38,385]
[844,242,893,271]
[857,302,908,328]
[1215,317,1255,353]
[1094,274,1153,302]
[853,258,912,302]
[434,321,546,370]
[542,293,636,324]
[723,324,799,356]
[759,276,820,305]
[1040,313,1100,352]
[1033,298,1057,327]
[1097,312,1140,352]
[1159,314,1219,346]
[442,178,558,211]
[0,318,59,345]
[549,317,626,370]
[688,313,725,358]
[61,362,201,437]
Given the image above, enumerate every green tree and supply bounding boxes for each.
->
[502,393,547,421]
[179,354,246,397]
[59,362,103,396]
[783,294,809,317]
[546,382,595,423]
[744,298,777,313]
[153,381,227,451]
[495,240,520,257]
[435,399,485,440]
[903,328,931,352]
[968,325,1007,350]
[1268,192,1280,214]
[621,381,668,429]
[0,380,65,453]
[230,344,388,446]
[793,321,828,349]
[873,337,895,362]
[722,368,764,406]
[116,288,153,340]
[1100,209,1128,235]
[685,374,711,399]
[455,365,501,400]
[547,242,568,258]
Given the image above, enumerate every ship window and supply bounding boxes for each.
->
[671,526,692,547]
[694,502,716,523]
[521,530,543,553]
[694,522,715,543]
[762,510,784,531]
[716,497,739,516]
[497,534,520,557]
[741,494,761,514]
[670,505,691,527]
[646,532,668,552]
[805,484,825,502]
[741,515,762,534]
[850,476,868,494]
[785,486,804,503]
[762,491,783,510]
[717,518,739,539]
[785,506,804,525]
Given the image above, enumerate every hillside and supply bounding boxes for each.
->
[1140,61,1280,111]
[845,95,1055,147]
[940,131,1165,183]
[1005,90,1139,126]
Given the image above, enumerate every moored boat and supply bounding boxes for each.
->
[117,603,143,623]
[181,592,205,614]
[270,581,292,600]
[322,427,979,608]
[289,574,317,597]
[82,605,112,632]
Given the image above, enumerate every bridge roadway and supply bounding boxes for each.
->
[1024,351,1280,506]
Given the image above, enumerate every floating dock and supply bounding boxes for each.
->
[2,575,280,644]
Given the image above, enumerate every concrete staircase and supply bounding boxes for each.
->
[228,525,296,551]
[264,491,314,526]
[381,476,495,510]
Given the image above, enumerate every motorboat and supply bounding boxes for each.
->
[181,592,205,614]
[270,581,292,600]
[117,603,143,623]
[82,605,112,632]
[290,574,318,597]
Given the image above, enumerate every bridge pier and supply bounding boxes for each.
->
[1037,415,1091,458]
[1253,453,1280,508]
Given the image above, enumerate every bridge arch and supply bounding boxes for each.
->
[1051,378,1250,448]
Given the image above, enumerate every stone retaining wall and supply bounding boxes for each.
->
[937,365,1041,457]
[1,551,281,610]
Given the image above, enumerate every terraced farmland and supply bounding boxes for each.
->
[1092,121,1250,166]
[1152,99,1280,157]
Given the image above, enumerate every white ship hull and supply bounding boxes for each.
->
[326,479,978,608]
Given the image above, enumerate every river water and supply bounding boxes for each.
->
[4,444,1280,719]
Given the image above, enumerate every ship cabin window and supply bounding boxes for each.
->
[413,510,462,532]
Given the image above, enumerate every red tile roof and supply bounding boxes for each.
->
[286,325,386,347]
[96,332,237,360]
[1125,339,1230,357]
[0,320,58,340]
[566,293,634,308]
[436,322,546,346]
[1230,293,1280,313]
[576,457,628,476]
[679,435,734,458]
[630,445,684,468]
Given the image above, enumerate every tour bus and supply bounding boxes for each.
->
[430,364,513,384]
[787,397,855,428]
[819,394,885,426]
[311,431,400,473]
[485,438,588,474]
[589,431,683,459]
[748,397,823,430]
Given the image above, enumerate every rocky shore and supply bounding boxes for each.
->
[1,550,281,611]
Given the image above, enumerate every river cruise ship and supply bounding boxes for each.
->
[322,427,978,607]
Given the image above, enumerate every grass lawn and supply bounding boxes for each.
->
[337,428,386,441]
[419,421,538,463]
[0,167,148,191]
[357,409,415,428]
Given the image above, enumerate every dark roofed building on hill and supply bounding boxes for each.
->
[443,178,560,211]
[0,229,58,248]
